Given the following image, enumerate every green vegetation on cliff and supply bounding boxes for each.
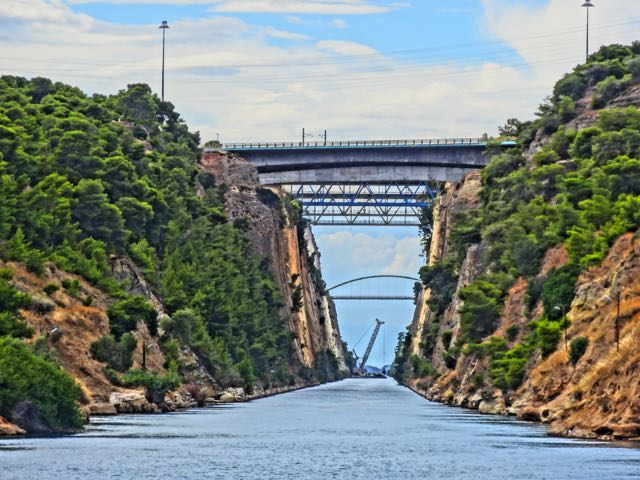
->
[0,75,321,422]
[0,269,83,429]
[397,43,640,391]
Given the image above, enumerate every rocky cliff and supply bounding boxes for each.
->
[399,45,640,441]
[405,176,640,439]
[200,151,347,373]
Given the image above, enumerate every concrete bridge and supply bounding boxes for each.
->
[220,138,512,185]
[207,138,516,226]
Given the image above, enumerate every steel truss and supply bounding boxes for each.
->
[283,183,438,226]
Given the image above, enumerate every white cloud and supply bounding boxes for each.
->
[331,18,349,29]
[316,231,422,278]
[67,0,392,14]
[2,0,639,146]
[264,27,308,41]
[210,0,390,15]
[316,39,378,56]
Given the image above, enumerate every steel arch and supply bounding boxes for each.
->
[327,275,421,292]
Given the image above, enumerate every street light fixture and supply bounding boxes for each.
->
[582,1,595,61]
[602,292,621,351]
[159,20,170,102]
[554,305,568,351]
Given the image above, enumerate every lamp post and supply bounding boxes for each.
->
[554,305,568,351]
[582,1,595,61]
[615,290,621,351]
[159,20,170,101]
[602,292,622,351]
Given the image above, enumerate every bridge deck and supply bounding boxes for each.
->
[219,137,510,151]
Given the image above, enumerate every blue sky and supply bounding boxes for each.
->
[71,1,490,58]
[2,0,639,367]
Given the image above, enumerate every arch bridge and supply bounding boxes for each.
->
[327,274,420,301]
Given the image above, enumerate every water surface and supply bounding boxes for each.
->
[1,378,638,479]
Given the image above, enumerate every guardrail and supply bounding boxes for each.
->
[218,137,487,150]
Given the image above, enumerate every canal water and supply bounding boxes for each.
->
[1,378,638,479]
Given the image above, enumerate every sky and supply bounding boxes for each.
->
[2,0,640,367]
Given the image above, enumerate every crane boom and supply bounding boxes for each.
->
[360,319,384,370]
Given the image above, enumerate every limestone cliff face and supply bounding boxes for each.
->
[201,151,347,373]
[410,173,484,366]
[405,177,640,440]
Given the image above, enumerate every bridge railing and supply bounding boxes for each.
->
[217,137,487,150]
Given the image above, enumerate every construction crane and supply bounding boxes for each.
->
[359,319,384,371]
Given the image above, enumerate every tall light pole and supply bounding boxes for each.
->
[554,305,568,351]
[602,291,622,351]
[159,20,170,101]
[582,1,594,62]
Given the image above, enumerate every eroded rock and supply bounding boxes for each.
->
[0,416,26,436]
[9,401,51,433]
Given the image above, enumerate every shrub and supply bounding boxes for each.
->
[420,262,458,317]
[107,295,157,339]
[533,149,560,166]
[593,131,628,163]
[531,319,562,357]
[410,354,436,378]
[0,311,34,338]
[549,129,577,158]
[61,279,80,296]
[237,354,255,394]
[441,330,453,349]
[569,336,589,365]
[442,346,460,369]
[473,373,485,389]
[571,127,603,159]
[25,249,45,276]
[458,279,505,342]
[420,320,440,357]
[122,368,180,402]
[161,337,180,369]
[597,107,640,132]
[489,343,531,392]
[541,265,580,320]
[506,325,519,341]
[557,96,576,123]
[43,283,60,295]
[0,336,83,430]
[291,285,303,313]
[593,75,631,108]
[553,72,587,101]
[0,274,33,338]
[448,211,482,262]
[90,333,137,372]
[629,57,640,81]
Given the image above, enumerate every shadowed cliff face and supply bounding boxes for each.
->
[201,151,347,373]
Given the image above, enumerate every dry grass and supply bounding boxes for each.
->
[576,321,640,395]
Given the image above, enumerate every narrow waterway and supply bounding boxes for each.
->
[1,379,638,479]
